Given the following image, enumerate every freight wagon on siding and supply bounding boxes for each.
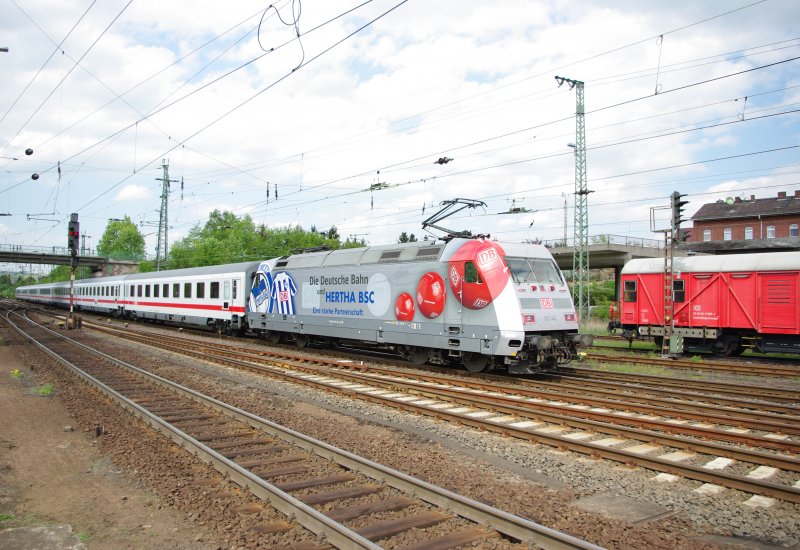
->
[619,251,800,356]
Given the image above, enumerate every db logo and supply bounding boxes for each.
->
[477,248,498,266]
[540,298,554,309]
[472,298,489,308]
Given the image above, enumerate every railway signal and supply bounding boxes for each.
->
[68,213,80,256]
[670,191,689,229]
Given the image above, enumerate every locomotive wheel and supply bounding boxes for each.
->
[406,346,429,365]
[266,331,281,344]
[295,334,310,349]
[462,352,489,373]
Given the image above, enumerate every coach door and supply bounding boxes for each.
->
[223,280,231,310]
[758,272,798,332]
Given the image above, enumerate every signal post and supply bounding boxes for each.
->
[649,192,689,358]
[67,213,81,329]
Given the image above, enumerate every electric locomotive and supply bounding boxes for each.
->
[246,237,591,373]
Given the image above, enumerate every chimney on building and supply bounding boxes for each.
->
[778,191,787,199]
[795,190,800,198]
[734,196,742,203]
[751,195,756,201]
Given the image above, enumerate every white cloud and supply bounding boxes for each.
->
[0,0,797,251]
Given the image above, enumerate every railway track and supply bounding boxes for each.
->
[5,306,598,550]
[73,317,800,505]
[590,337,800,377]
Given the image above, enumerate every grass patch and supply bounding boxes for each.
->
[77,532,91,542]
[0,513,15,522]
[10,368,23,379]
[32,384,54,397]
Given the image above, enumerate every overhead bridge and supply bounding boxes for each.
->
[0,244,138,276]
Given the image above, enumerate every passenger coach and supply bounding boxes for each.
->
[620,251,800,356]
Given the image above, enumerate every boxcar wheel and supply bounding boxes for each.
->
[462,352,489,373]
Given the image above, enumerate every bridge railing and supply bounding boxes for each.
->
[0,243,99,256]
[542,234,664,249]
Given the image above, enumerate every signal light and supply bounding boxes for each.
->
[676,228,691,242]
[67,213,80,256]
[670,191,689,229]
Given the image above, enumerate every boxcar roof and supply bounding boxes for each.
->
[621,251,800,275]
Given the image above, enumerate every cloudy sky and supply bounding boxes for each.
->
[1,0,798,260]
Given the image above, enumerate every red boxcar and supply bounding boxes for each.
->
[619,252,800,356]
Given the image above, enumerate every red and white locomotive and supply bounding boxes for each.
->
[620,251,800,356]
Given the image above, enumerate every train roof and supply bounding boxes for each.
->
[123,261,260,281]
[621,251,800,275]
[274,238,554,269]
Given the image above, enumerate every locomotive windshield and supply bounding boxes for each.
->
[506,257,563,284]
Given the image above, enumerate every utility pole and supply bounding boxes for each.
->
[556,76,591,324]
[562,192,568,246]
[156,159,178,271]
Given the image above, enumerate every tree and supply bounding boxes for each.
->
[97,216,146,261]
[398,232,417,243]
[167,211,364,269]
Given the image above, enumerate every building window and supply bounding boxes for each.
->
[791,224,798,237]
[767,225,776,239]
[723,228,732,241]
[703,229,711,241]
[744,226,753,240]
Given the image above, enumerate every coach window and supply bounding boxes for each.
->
[163,284,169,297]
[145,285,151,298]
[184,282,192,299]
[623,280,637,302]
[767,225,775,238]
[232,280,237,300]
[197,282,205,299]
[137,285,143,298]
[210,281,219,299]
[791,224,798,237]
[153,284,159,298]
[673,279,685,303]
[173,283,180,298]
[723,228,732,241]
[744,226,753,240]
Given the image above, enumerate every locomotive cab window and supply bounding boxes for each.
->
[623,280,637,302]
[506,257,563,284]
[673,279,685,303]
